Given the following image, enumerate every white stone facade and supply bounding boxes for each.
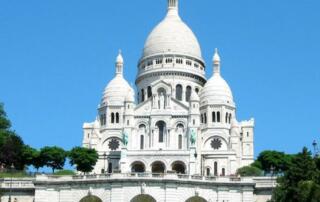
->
[82,0,254,178]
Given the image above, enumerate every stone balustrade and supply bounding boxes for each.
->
[0,178,35,189]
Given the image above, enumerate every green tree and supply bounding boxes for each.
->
[21,145,44,171]
[40,146,66,173]
[257,150,292,174]
[0,103,27,170]
[271,147,319,202]
[0,103,11,130]
[297,181,320,202]
[237,165,263,177]
[33,152,45,172]
[69,147,98,174]
[0,131,25,170]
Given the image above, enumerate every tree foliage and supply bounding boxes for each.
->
[22,145,39,166]
[0,103,11,130]
[237,165,263,177]
[0,104,26,170]
[257,150,292,174]
[271,147,320,202]
[40,146,67,173]
[69,147,98,173]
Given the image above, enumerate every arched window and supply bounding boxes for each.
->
[212,112,216,123]
[178,135,182,149]
[229,113,232,124]
[108,162,112,173]
[100,115,103,125]
[205,113,207,123]
[214,162,218,176]
[176,84,182,101]
[222,168,226,176]
[206,168,210,176]
[116,113,119,123]
[217,112,221,123]
[111,113,115,123]
[140,135,144,150]
[201,114,204,123]
[156,121,166,143]
[195,88,199,94]
[186,86,192,102]
[141,89,145,102]
[147,86,152,98]
[225,112,229,123]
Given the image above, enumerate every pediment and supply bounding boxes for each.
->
[134,97,189,116]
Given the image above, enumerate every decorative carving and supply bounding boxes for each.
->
[195,187,199,196]
[109,139,120,150]
[141,182,146,194]
[211,138,222,150]
[88,187,93,196]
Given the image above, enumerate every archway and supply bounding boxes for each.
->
[130,194,156,202]
[131,161,146,173]
[151,161,166,173]
[171,161,186,174]
[79,195,102,202]
[185,196,208,202]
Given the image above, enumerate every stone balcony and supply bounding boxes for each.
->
[0,178,35,190]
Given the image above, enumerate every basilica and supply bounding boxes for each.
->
[0,1,276,202]
[82,0,254,177]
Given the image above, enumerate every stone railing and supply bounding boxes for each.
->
[36,173,254,184]
[253,177,277,189]
[0,178,35,189]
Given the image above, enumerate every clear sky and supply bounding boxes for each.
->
[0,0,319,156]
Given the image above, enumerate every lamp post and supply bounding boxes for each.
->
[312,140,319,157]
[270,165,275,199]
[103,152,107,174]
[8,164,14,202]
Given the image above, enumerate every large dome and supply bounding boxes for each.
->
[142,5,202,60]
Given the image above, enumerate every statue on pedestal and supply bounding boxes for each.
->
[190,129,197,145]
[159,92,165,109]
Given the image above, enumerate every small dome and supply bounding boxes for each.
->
[101,52,134,106]
[200,50,234,106]
[125,89,135,102]
[102,75,134,105]
[142,4,202,60]
[200,74,234,105]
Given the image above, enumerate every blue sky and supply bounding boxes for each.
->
[0,0,319,156]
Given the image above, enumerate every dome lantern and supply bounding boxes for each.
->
[116,50,124,75]
[213,48,221,75]
[168,0,178,13]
